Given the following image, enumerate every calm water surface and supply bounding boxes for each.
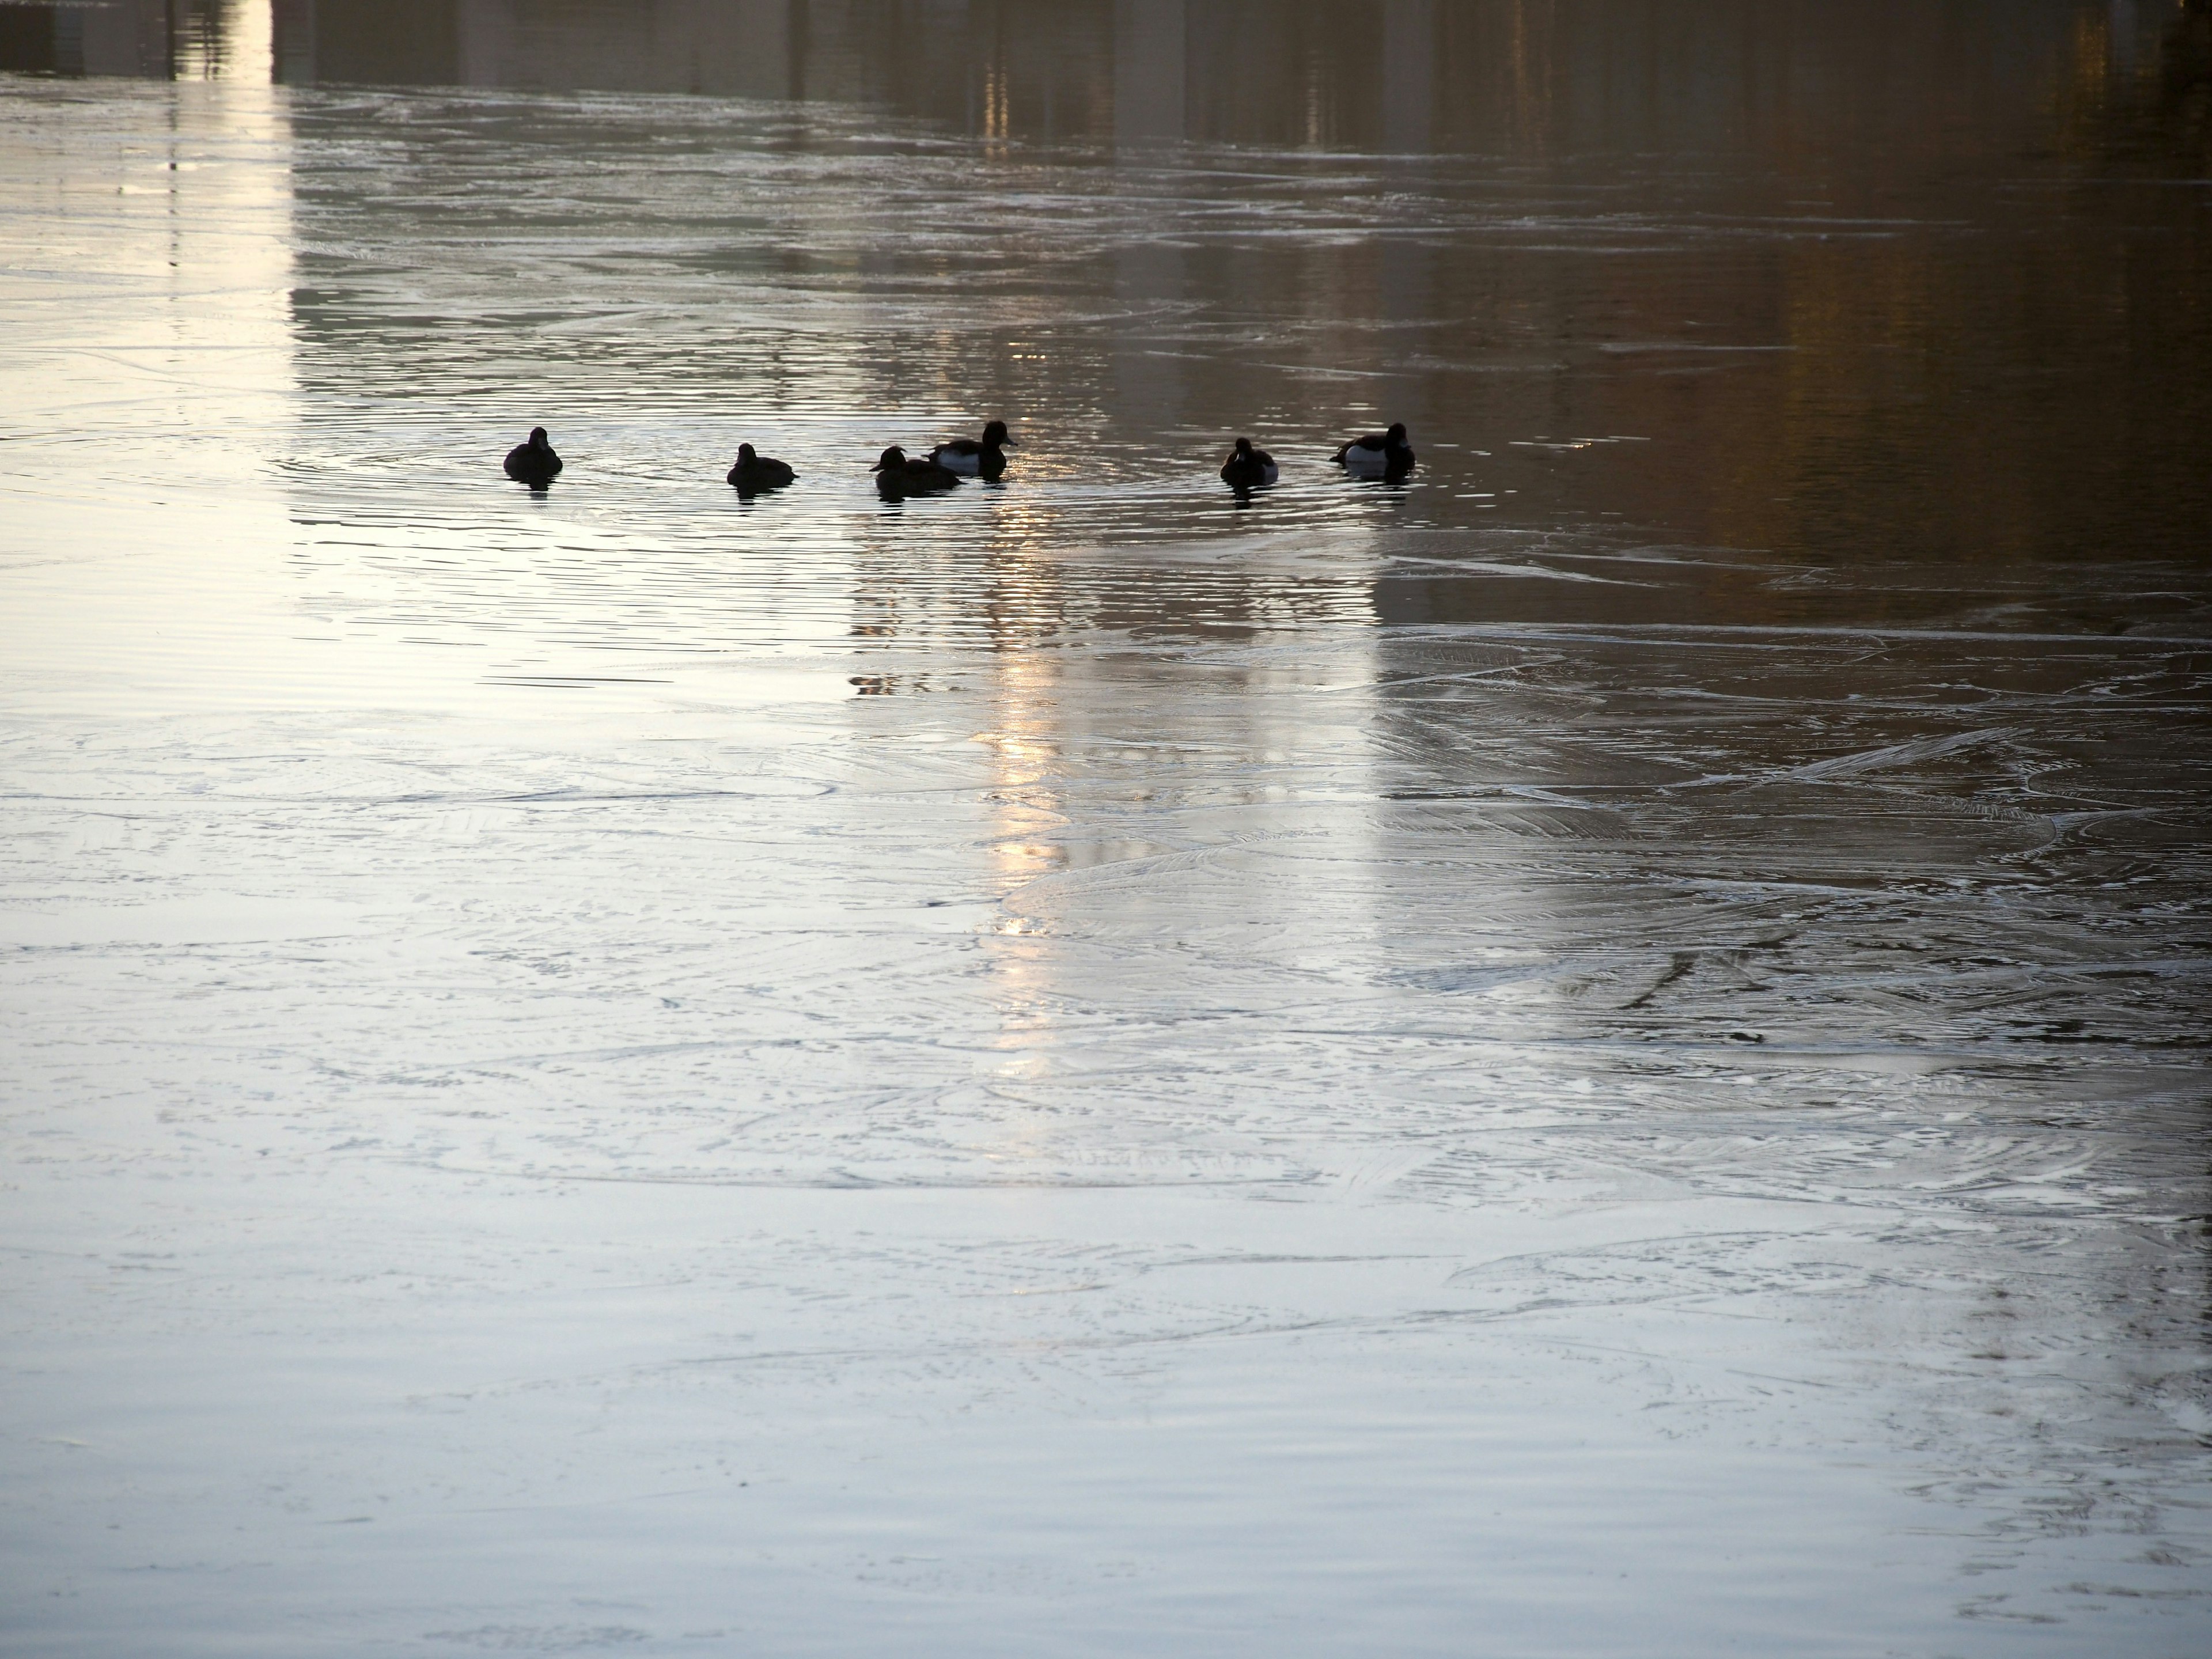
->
[3,3,2210,1655]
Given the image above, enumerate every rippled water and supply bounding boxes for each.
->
[4,3,2211,1655]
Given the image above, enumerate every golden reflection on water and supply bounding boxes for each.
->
[979,646,1065,1098]
[14,2,2199,576]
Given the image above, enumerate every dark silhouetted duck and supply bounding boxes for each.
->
[929,419,1014,479]
[872,445,962,495]
[727,442,797,492]
[1219,437,1279,490]
[1332,422,1415,480]
[503,427,562,487]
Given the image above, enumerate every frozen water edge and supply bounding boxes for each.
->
[3,634,2209,1654]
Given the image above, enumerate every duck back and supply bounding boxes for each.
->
[1220,440,1279,489]
[929,421,1011,479]
[1334,423,1414,479]
[875,446,962,495]
[504,429,562,485]
[728,445,797,490]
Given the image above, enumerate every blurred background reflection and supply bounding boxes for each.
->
[16,2,2203,572]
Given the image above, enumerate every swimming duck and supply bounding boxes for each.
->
[929,419,1014,479]
[1219,437,1279,490]
[1332,422,1415,480]
[872,445,962,495]
[503,427,562,487]
[727,442,797,491]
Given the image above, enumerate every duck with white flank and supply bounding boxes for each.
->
[503,427,562,487]
[871,445,963,496]
[929,419,1014,479]
[727,442,797,492]
[1332,421,1415,480]
[1219,436,1279,490]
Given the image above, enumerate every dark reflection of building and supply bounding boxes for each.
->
[271,0,1115,111]
[0,0,238,76]
[2059,0,2212,172]
[262,0,2166,160]
[20,2,2191,173]
[265,0,2211,575]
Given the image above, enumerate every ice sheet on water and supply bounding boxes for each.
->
[3,53,2211,1659]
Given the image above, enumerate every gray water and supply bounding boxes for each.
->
[3,3,2210,1655]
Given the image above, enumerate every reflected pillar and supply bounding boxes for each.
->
[1382,0,1434,152]
[82,0,175,75]
[294,0,458,84]
[1378,0,1435,440]
[1113,0,1185,142]
[722,0,795,100]
[2,0,177,75]
[1111,0,1187,429]
[273,0,315,83]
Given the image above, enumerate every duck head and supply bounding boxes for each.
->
[872,446,908,472]
[982,420,1014,448]
[737,443,758,463]
[1232,437,1255,456]
[1385,423,1408,444]
[529,427,551,449]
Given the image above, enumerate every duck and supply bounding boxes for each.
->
[929,419,1014,479]
[1219,436,1279,490]
[727,442,797,492]
[1332,421,1415,480]
[503,427,562,487]
[871,445,963,495]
